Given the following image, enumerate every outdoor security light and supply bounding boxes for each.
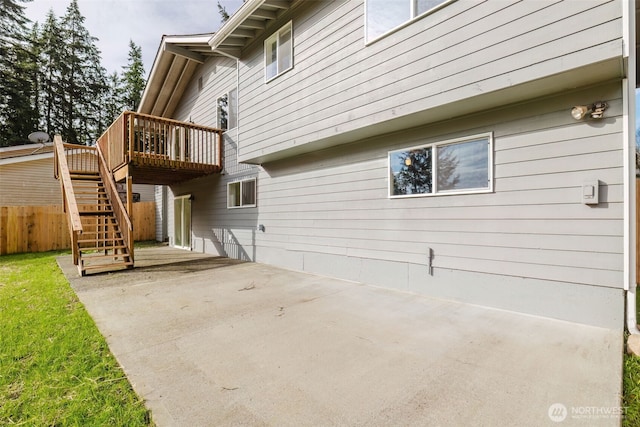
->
[571,102,608,120]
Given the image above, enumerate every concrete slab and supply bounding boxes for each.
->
[58,246,624,426]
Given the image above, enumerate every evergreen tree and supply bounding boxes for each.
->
[103,71,124,127]
[38,10,65,139]
[121,40,145,111]
[217,1,230,23]
[0,0,39,146]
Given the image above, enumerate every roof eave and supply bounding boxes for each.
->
[208,0,267,50]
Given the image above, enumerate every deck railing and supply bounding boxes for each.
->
[97,111,223,173]
[97,145,134,263]
[53,135,84,265]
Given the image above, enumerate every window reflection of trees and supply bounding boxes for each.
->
[436,145,460,191]
[393,148,432,195]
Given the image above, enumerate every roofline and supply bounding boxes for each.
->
[208,0,267,50]
[138,33,215,114]
[0,152,54,166]
[0,142,53,153]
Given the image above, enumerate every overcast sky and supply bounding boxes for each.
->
[23,0,244,77]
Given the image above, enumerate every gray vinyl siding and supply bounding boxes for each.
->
[132,184,155,202]
[168,55,260,254]
[172,55,237,128]
[170,132,259,257]
[250,81,624,328]
[154,185,167,242]
[0,157,61,206]
[237,0,623,163]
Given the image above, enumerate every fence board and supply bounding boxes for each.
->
[133,201,156,241]
[0,202,156,255]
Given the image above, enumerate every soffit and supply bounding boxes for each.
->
[138,34,218,118]
[208,0,293,58]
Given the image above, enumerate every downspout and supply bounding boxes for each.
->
[623,0,639,334]
[236,57,240,162]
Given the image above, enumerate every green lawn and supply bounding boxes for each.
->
[0,251,152,426]
[623,288,640,427]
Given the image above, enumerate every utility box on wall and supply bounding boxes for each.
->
[582,180,599,205]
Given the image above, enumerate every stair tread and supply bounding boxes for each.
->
[81,261,134,273]
[79,210,113,215]
[81,252,131,260]
[78,240,124,244]
[79,245,127,252]
[70,174,100,180]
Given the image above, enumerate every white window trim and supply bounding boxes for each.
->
[227,178,257,209]
[365,0,456,45]
[264,20,293,83]
[388,132,493,199]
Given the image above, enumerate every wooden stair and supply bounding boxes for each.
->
[71,171,133,275]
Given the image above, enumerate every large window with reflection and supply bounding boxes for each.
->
[366,0,454,42]
[389,133,492,197]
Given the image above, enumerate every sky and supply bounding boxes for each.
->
[23,0,244,77]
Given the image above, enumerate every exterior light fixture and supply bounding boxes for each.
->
[571,102,608,120]
[405,157,412,166]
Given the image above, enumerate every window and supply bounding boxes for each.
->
[366,0,454,42]
[217,88,237,131]
[389,133,492,198]
[228,178,256,208]
[265,21,293,81]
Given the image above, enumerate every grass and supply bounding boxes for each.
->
[623,287,640,427]
[0,251,153,426]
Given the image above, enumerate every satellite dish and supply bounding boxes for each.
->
[28,131,50,143]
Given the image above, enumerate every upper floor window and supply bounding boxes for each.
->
[217,87,237,131]
[265,21,293,82]
[366,0,454,42]
[389,133,493,198]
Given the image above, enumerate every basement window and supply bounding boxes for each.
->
[389,133,493,197]
[228,178,256,208]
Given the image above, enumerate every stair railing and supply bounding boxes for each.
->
[53,135,83,265]
[96,142,134,265]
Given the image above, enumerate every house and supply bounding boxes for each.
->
[66,0,637,330]
[0,142,59,206]
[1,142,155,206]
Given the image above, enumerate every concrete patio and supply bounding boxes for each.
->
[58,246,624,426]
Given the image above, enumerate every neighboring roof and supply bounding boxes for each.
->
[208,0,293,58]
[0,143,54,164]
[138,33,218,117]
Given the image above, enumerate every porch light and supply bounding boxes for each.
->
[571,102,608,120]
[405,157,412,166]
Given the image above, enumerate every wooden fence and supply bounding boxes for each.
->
[0,202,156,255]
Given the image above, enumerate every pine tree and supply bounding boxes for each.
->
[38,10,65,140]
[103,71,124,128]
[0,0,39,146]
[217,1,230,23]
[121,40,145,111]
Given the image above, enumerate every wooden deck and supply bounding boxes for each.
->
[98,111,223,185]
